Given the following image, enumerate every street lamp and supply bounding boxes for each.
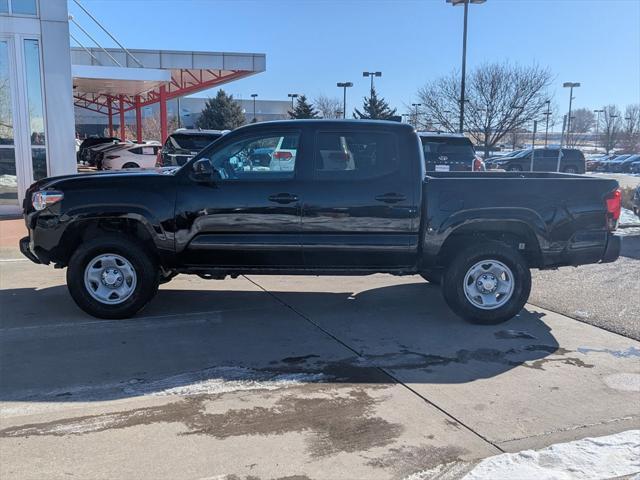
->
[362,71,382,93]
[287,93,298,110]
[446,0,486,133]
[543,100,551,147]
[337,82,353,119]
[563,82,580,140]
[593,109,604,151]
[250,94,258,122]
[411,103,422,129]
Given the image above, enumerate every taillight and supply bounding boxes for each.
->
[155,151,163,167]
[473,156,485,171]
[605,188,621,230]
[273,151,292,160]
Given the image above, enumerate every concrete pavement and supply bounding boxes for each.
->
[1,256,639,479]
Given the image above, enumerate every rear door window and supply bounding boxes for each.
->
[313,131,398,180]
[420,136,475,170]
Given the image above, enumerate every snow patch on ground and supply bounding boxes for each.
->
[124,366,325,397]
[620,208,640,227]
[404,430,640,480]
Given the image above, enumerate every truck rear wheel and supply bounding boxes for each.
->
[442,242,531,325]
[67,236,159,319]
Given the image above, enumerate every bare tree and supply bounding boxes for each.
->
[600,105,622,154]
[120,115,179,142]
[621,104,640,153]
[314,94,342,119]
[417,62,553,156]
[566,107,595,147]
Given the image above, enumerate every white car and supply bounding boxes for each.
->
[100,144,162,170]
[269,135,298,172]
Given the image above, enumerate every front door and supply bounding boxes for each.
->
[301,129,419,269]
[175,129,304,268]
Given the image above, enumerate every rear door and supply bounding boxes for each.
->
[301,128,418,268]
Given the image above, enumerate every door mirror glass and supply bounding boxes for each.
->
[191,158,216,183]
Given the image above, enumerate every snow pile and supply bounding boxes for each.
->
[463,430,640,480]
[0,174,17,187]
[620,207,640,226]
[124,366,325,397]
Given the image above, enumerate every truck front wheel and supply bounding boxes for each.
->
[442,242,531,325]
[67,236,159,319]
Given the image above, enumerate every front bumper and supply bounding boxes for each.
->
[601,234,621,264]
[20,236,41,264]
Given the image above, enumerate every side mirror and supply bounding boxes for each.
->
[191,158,216,183]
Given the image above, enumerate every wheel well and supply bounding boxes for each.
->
[54,218,157,266]
[437,223,542,268]
[122,162,139,168]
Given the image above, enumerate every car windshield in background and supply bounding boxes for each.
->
[170,134,221,151]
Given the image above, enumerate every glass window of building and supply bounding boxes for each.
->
[0,40,17,205]
[0,0,9,14]
[24,39,47,179]
[10,0,37,15]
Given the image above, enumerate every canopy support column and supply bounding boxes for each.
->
[107,95,113,137]
[119,95,126,141]
[135,95,142,143]
[159,85,168,143]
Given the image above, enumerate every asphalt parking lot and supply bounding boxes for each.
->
[1,252,639,479]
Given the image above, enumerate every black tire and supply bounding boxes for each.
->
[122,162,139,169]
[420,270,442,285]
[442,242,531,325]
[67,236,159,319]
[508,165,522,172]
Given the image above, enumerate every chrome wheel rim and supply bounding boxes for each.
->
[463,259,515,310]
[84,253,137,305]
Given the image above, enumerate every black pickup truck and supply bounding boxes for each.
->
[21,120,621,324]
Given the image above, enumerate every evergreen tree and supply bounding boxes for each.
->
[289,95,319,119]
[196,90,246,130]
[353,87,397,120]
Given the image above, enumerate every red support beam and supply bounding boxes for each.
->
[119,95,126,141]
[107,96,113,137]
[159,85,168,143]
[135,95,142,143]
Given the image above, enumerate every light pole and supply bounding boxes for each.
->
[250,93,258,122]
[287,93,298,110]
[543,100,551,147]
[411,103,422,129]
[362,71,382,93]
[529,120,538,171]
[563,82,580,143]
[337,82,353,119]
[446,0,486,133]
[593,109,604,152]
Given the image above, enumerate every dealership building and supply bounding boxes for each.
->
[0,0,265,214]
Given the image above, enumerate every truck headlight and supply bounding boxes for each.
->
[32,190,64,211]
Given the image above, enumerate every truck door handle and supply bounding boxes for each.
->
[268,193,299,204]
[375,193,406,204]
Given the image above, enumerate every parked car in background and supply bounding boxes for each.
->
[631,159,640,174]
[100,144,162,171]
[158,129,227,167]
[633,186,640,218]
[609,154,639,173]
[269,134,299,171]
[87,142,131,167]
[596,154,629,172]
[418,132,484,171]
[77,136,119,164]
[487,148,585,174]
[586,153,613,171]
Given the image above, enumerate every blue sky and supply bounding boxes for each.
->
[72,0,640,115]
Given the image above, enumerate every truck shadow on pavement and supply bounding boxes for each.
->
[0,281,569,404]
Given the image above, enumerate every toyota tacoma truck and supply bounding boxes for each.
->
[21,120,622,324]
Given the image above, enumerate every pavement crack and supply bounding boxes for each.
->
[242,275,505,454]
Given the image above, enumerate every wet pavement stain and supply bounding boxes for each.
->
[366,444,469,478]
[494,330,537,340]
[0,386,403,458]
